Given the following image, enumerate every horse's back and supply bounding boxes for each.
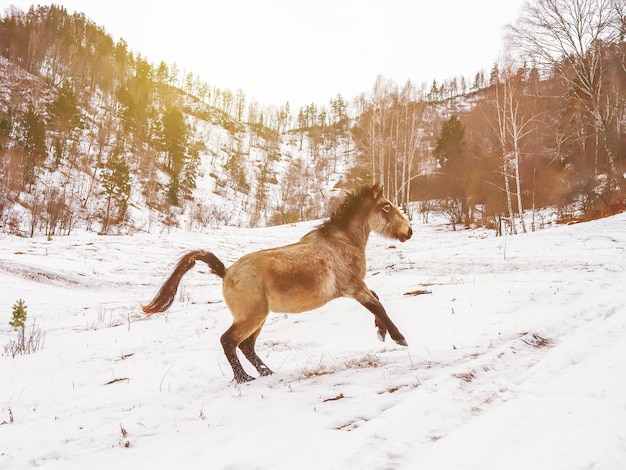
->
[223,240,341,314]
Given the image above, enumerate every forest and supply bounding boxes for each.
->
[0,0,624,236]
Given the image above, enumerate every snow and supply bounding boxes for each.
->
[1,213,625,469]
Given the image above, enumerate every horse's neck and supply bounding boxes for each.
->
[344,216,371,250]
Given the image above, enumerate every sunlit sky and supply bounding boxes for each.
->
[2,0,527,108]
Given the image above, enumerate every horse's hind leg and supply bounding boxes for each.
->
[220,314,270,383]
[221,325,255,383]
[239,325,273,377]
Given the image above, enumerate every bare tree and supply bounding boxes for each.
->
[352,76,428,206]
[507,0,623,192]
[394,81,426,209]
[488,63,517,234]
[488,58,546,234]
[369,76,395,191]
[611,0,626,73]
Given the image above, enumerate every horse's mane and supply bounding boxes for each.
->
[317,186,375,234]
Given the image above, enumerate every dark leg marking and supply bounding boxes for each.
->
[239,332,273,377]
[221,329,255,383]
[369,290,387,340]
[360,299,408,346]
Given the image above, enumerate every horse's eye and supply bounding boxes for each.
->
[382,204,391,213]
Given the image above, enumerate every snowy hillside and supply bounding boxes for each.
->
[1,212,625,469]
[0,54,355,236]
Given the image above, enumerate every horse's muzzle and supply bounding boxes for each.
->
[399,227,413,242]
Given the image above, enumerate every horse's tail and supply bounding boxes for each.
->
[142,250,226,315]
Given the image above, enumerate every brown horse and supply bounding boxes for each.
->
[142,185,412,383]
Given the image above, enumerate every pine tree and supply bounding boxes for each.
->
[9,299,27,353]
[49,80,82,130]
[180,143,201,200]
[160,106,190,205]
[18,103,47,189]
[100,151,132,230]
[434,114,466,169]
[434,115,472,227]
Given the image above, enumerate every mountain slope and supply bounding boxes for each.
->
[0,53,354,234]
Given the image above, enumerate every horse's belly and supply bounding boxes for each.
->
[269,296,331,314]
[268,276,337,313]
[265,262,338,313]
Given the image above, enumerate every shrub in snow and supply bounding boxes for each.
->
[4,299,45,358]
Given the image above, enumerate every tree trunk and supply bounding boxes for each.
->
[513,145,527,233]
[504,155,517,235]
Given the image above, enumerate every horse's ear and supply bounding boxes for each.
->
[372,184,384,199]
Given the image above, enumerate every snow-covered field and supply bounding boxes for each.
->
[1,213,625,469]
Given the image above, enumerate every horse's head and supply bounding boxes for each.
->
[368,185,413,242]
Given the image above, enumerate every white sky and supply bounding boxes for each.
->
[2,0,527,108]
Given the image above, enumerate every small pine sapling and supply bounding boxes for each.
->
[9,299,27,354]
[4,299,45,357]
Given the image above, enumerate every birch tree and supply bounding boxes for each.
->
[489,63,517,234]
[507,0,624,192]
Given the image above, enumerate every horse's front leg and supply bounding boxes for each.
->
[369,289,387,342]
[354,288,408,346]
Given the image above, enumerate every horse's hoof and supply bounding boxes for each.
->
[259,366,274,377]
[394,338,408,347]
[377,329,387,342]
[234,374,255,384]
